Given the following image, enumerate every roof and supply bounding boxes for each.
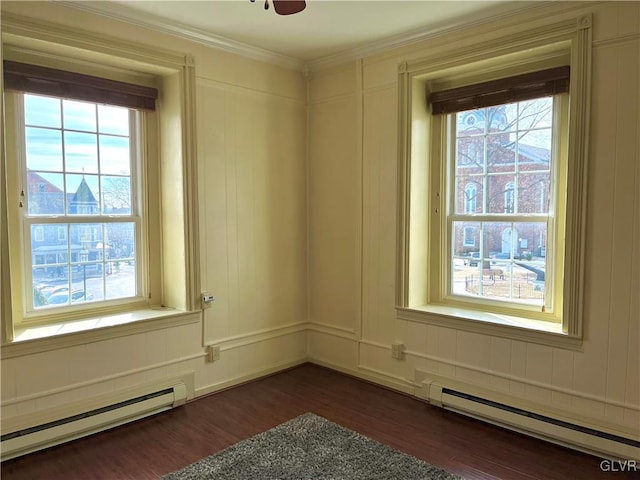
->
[69,178,98,206]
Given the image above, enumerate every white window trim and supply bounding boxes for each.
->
[1,13,201,351]
[396,15,591,349]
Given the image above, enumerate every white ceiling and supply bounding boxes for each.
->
[78,1,541,65]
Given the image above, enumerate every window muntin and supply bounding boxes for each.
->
[448,97,558,311]
[21,93,141,312]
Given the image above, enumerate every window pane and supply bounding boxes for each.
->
[31,223,70,308]
[27,172,65,215]
[63,99,97,132]
[456,109,484,136]
[25,95,61,128]
[517,128,552,170]
[451,221,547,306]
[455,177,481,214]
[64,131,98,173]
[105,223,136,300]
[517,98,553,131]
[487,133,515,174]
[486,175,515,214]
[66,174,100,215]
[453,222,480,256]
[517,173,551,214]
[487,104,514,132]
[456,137,483,174]
[99,135,130,175]
[102,176,132,214]
[69,265,100,304]
[26,127,63,171]
[31,222,136,309]
[98,105,129,136]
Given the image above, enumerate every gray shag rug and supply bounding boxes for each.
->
[162,412,462,479]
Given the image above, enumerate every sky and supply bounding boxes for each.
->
[24,94,132,194]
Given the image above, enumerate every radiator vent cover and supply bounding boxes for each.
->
[421,378,640,461]
[1,378,189,461]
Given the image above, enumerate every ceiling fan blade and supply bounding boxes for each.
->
[273,0,306,15]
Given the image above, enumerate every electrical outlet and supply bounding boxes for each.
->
[391,342,406,360]
[206,345,220,362]
[201,292,215,309]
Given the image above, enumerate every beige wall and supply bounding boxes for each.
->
[1,0,638,442]
[0,1,308,419]
[307,1,640,434]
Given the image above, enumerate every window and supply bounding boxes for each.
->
[4,58,159,318]
[1,17,200,350]
[449,97,560,309]
[396,16,591,346]
[14,92,142,311]
[3,59,162,325]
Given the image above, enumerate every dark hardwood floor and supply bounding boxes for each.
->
[1,363,635,479]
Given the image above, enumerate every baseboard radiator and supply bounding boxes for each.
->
[1,379,188,461]
[420,379,640,461]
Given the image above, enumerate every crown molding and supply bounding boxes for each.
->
[56,1,587,75]
[59,1,305,72]
[306,2,557,72]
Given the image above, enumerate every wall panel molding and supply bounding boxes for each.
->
[196,76,306,104]
[210,322,308,350]
[1,352,204,408]
[307,321,356,339]
[410,351,639,413]
[307,91,357,107]
[308,327,640,419]
[593,33,640,47]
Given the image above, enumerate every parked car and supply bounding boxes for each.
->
[42,285,70,299]
[47,290,94,305]
[464,251,481,267]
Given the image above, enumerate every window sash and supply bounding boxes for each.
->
[23,217,142,313]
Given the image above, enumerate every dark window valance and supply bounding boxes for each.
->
[428,66,570,115]
[3,60,158,111]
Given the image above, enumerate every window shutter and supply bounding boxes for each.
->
[3,61,158,111]
[428,66,570,115]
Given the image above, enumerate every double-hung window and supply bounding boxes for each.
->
[432,72,569,314]
[4,61,158,320]
[396,17,591,345]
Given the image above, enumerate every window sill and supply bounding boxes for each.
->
[397,305,583,351]
[1,308,201,359]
